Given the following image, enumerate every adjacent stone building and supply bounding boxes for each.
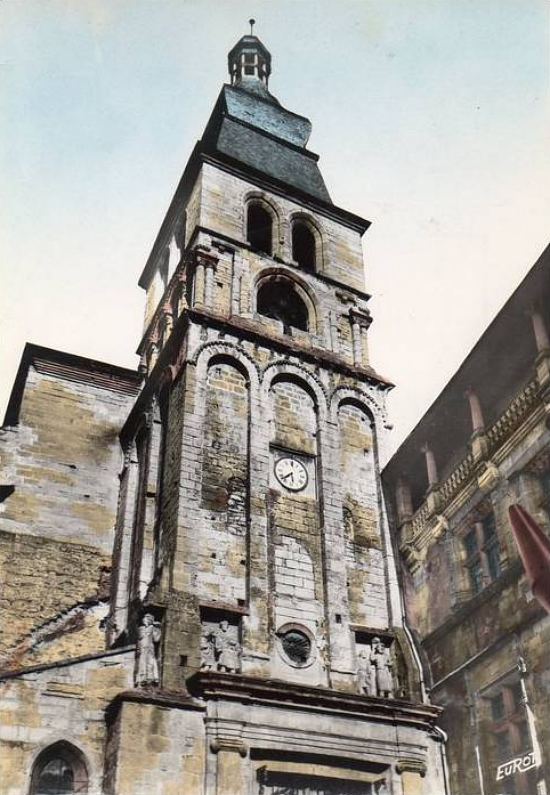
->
[0,33,447,795]
[383,244,550,795]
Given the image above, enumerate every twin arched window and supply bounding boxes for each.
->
[30,743,88,795]
[246,201,319,273]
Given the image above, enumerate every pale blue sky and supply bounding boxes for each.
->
[1,1,549,452]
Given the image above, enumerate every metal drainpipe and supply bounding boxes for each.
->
[467,671,487,795]
[517,655,545,792]
[433,725,451,795]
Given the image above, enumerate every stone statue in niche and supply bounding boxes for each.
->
[356,646,376,697]
[343,507,355,543]
[356,637,394,698]
[370,637,393,698]
[135,613,162,687]
[200,633,216,670]
[200,619,241,673]
[215,619,240,672]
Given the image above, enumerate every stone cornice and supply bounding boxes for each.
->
[187,671,441,732]
[188,308,393,387]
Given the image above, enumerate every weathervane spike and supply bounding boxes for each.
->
[249,18,255,35]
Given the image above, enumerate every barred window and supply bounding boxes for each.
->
[463,512,501,594]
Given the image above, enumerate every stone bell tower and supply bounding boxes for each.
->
[107,27,446,795]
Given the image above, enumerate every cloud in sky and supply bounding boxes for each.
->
[1,0,549,452]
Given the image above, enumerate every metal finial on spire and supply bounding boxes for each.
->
[249,18,256,35]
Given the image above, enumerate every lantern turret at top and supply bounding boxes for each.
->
[228,30,272,92]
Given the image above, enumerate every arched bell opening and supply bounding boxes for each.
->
[256,277,310,334]
[247,203,273,255]
[291,221,317,272]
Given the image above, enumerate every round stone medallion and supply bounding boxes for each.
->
[280,628,312,665]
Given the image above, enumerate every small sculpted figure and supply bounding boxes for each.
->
[357,646,376,696]
[214,620,240,672]
[135,613,162,687]
[370,637,393,698]
[200,633,216,671]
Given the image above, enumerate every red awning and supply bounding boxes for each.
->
[508,503,550,614]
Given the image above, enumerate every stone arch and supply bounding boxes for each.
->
[266,372,319,459]
[336,397,381,553]
[262,361,328,417]
[29,740,89,795]
[242,191,282,258]
[193,352,251,602]
[288,211,325,273]
[191,340,261,388]
[253,267,320,335]
[329,385,386,427]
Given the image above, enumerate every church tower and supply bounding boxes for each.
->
[108,28,446,795]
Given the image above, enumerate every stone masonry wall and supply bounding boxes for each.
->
[1,366,132,553]
[0,648,134,795]
[136,317,397,691]
[0,531,110,671]
[198,359,249,604]
[0,363,136,672]
[338,402,388,629]
[199,164,366,291]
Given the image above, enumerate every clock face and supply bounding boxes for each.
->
[274,457,308,492]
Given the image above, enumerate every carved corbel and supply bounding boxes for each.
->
[209,739,248,758]
[396,759,427,778]
[349,306,372,330]
[476,460,500,493]
[432,514,449,541]
[400,541,426,574]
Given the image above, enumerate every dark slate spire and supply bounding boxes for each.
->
[194,25,333,203]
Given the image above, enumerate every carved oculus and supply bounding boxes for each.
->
[281,629,312,664]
